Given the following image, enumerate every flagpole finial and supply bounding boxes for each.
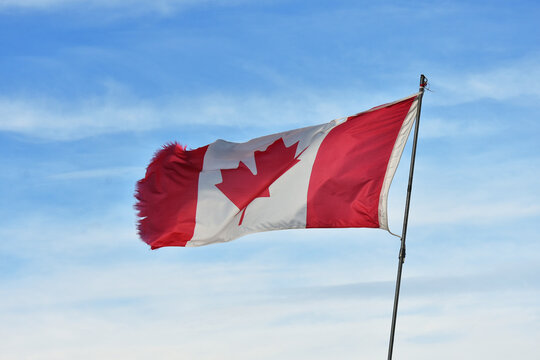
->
[419,74,428,90]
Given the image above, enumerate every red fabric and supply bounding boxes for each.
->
[215,138,302,225]
[306,96,416,228]
[135,143,207,249]
[215,138,300,211]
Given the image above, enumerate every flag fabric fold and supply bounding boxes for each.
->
[136,93,420,248]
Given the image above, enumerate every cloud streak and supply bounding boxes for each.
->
[0,89,401,141]
[1,242,538,359]
[48,166,141,180]
[0,0,258,14]
[5,54,540,142]
[429,55,540,105]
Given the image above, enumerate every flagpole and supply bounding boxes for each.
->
[386,74,427,360]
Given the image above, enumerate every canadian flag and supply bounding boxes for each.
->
[136,94,420,248]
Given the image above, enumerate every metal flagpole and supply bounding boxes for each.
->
[386,74,427,360]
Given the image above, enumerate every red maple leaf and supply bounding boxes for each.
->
[215,138,304,225]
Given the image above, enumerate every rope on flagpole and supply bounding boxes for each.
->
[386,74,427,360]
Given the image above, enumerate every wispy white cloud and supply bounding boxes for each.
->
[8,57,540,142]
[48,166,141,180]
[388,189,540,230]
[429,55,540,105]
[418,117,502,139]
[1,244,538,359]
[0,212,135,258]
[386,147,540,231]
[0,95,158,140]
[413,200,540,226]
[0,0,258,14]
[0,88,400,141]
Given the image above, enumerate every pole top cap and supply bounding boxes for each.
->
[420,74,428,88]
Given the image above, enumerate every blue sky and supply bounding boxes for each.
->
[1,1,539,359]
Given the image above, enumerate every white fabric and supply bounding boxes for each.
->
[189,121,336,246]
[378,94,419,231]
